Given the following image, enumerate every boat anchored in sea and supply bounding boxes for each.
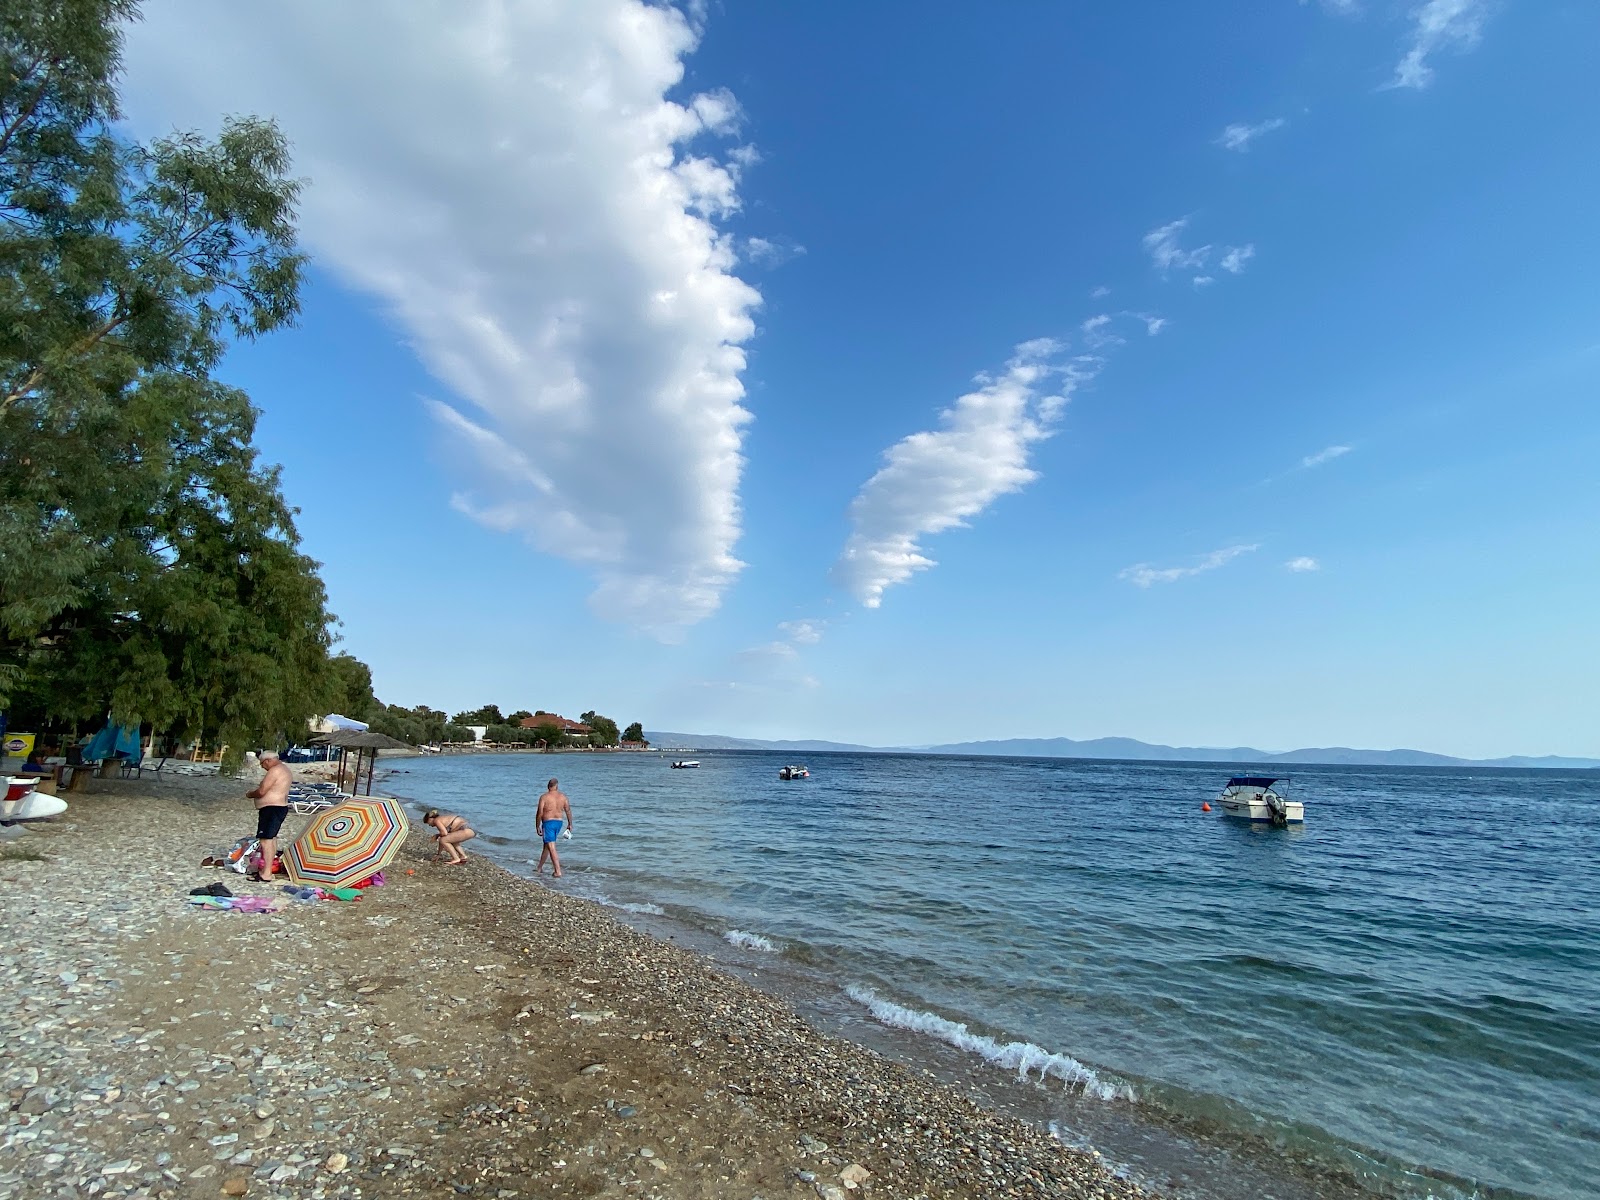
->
[778,765,810,780]
[1215,776,1303,825]
[671,759,700,769]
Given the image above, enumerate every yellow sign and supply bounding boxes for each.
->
[3,732,36,758]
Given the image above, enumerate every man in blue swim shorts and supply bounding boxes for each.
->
[534,778,573,877]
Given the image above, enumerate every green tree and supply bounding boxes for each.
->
[622,721,645,744]
[326,653,375,717]
[451,704,504,727]
[0,0,329,758]
[506,709,532,723]
[528,720,567,751]
[579,710,620,747]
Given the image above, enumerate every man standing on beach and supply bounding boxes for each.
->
[245,750,292,883]
[534,778,572,877]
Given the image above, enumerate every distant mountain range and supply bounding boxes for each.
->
[643,731,1600,770]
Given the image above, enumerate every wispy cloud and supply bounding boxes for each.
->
[1133,312,1167,336]
[1215,117,1287,152]
[1143,217,1212,272]
[1119,544,1259,588]
[1220,245,1255,274]
[1192,275,1215,289]
[1286,556,1321,572]
[122,2,762,641]
[744,236,806,267]
[1090,285,1111,298]
[1388,0,1489,90]
[776,618,825,645]
[1307,0,1362,16]
[833,340,1096,608]
[1301,444,1352,468]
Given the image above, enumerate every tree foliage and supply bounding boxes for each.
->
[0,0,333,754]
[526,721,567,750]
[579,710,620,747]
[622,721,645,744]
[451,704,504,727]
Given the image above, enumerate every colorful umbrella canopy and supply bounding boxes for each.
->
[283,796,411,887]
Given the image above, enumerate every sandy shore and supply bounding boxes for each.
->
[1,774,1149,1200]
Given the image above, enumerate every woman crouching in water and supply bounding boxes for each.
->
[422,809,476,865]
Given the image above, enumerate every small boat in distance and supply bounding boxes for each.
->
[671,759,700,769]
[778,765,810,780]
[1215,776,1303,826]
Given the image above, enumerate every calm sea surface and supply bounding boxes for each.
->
[385,751,1599,1200]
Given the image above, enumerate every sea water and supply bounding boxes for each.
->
[386,751,1600,1200]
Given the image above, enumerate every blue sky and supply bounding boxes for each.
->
[117,2,1599,757]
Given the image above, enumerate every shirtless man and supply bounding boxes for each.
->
[422,809,476,864]
[245,750,292,883]
[534,778,573,877]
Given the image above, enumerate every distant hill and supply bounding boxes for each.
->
[644,731,878,753]
[644,731,1600,769]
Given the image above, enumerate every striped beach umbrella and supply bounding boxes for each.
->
[282,796,410,888]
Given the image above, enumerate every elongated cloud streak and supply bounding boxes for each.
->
[833,341,1089,608]
[1389,0,1489,89]
[120,1,761,638]
[1302,444,1352,468]
[1216,118,1287,152]
[1119,544,1259,588]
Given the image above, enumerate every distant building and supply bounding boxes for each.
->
[466,725,488,743]
[619,739,650,750]
[517,711,593,744]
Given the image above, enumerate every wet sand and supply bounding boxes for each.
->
[1,774,1148,1199]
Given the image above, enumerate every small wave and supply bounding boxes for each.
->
[588,894,666,916]
[846,985,1132,1102]
[725,929,778,952]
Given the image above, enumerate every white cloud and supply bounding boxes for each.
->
[1388,0,1489,90]
[1215,118,1287,152]
[1220,245,1256,274]
[1301,444,1352,468]
[1306,0,1362,16]
[119,1,763,640]
[1143,217,1212,272]
[776,618,825,645]
[833,340,1095,608]
[1090,285,1111,298]
[1137,314,1168,336]
[1080,314,1122,349]
[744,236,806,267]
[1192,275,1215,288]
[1286,556,1321,572]
[1119,544,1259,588]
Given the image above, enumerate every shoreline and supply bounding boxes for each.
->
[2,773,1148,1199]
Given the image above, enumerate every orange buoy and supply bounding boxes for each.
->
[1201,802,1212,812]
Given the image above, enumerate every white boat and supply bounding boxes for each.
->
[1215,776,1303,825]
[2,777,68,822]
[778,765,810,780]
[671,759,700,769]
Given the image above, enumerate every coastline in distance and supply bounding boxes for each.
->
[642,731,1600,770]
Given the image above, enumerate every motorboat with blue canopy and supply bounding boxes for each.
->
[1216,776,1304,825]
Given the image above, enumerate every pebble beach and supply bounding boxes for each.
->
[1,773,1149,1200]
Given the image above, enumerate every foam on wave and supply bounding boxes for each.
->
[725,929,778,952]
[846,985,1132,1102]
[589,893,666,916]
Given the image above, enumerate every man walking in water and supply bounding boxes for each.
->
[245,749,292,883]
[534,778,573,877]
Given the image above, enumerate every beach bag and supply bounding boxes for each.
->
[223,837,259,874]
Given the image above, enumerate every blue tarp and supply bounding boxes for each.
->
[84,722,142,761]
[1226,776,1280,789]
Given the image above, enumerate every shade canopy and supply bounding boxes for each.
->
[282,796,411,887]
[1226,776,1280,789]
[310,730,414,750]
